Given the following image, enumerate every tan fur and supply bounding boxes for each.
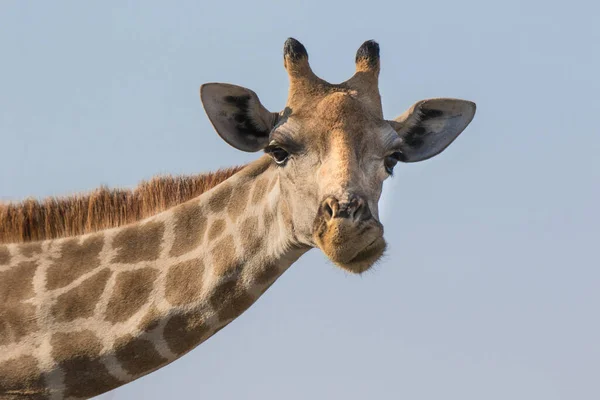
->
[50,330,123,398]
[165,258,205,306]
[0,355,48,399]
[0,166,244,244]
[0,245,10,265]
[112,221,165,263]
[114,336,167,376]
[45,234,104,290]
[51,269,112,322]
[105,268,158,323]
[169,201,207,257]
[0,303,38,346]
[0,39,476,399]
[163,311,210,355]
[210,280,254,322]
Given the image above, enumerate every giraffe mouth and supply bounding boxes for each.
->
[342,236,387,273]
[313,215,385,274]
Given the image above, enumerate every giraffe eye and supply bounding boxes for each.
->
[384,152,402,175]
[266,145,289,165]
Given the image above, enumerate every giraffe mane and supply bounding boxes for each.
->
[0,165,245,244]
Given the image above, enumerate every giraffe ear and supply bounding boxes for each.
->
[388,98,476,162]
[200,83,279,152]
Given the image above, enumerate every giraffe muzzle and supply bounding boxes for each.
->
[313,195,385,273]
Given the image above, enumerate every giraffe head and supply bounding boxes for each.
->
[201,38,476,274]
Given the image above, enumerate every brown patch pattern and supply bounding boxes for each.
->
[0,166,244,244]
[45,235,104,290]
[239,217,261,258]
[210,280,254,322]
[0,304,38,346]
[250,176,269,204]
[112,221,164,264]
[0,261,38,343]
[210,235,237,276]
[260,211,276,243]
[169,202,207,257]
[51,330,122,399]
[0,245,10,265]
[255,263,281,285]
[138,306,161,333]
[281,200,293,227]
[208,183,232,213]
[51,269,111,322]
[165,259,205,306]
[207,219,226,241]
[0,261,37,303]
[20,242,42,258]
[0,355,47,399]
[105,268,158,323]
[164,312,210,355]
[227,183,251,222]
[115,336,167,376]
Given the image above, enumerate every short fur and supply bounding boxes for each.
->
[0,166,244,244]
[0,38,476,399]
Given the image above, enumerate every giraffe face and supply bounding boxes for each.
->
[201,38,476,273]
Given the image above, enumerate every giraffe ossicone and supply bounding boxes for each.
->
[0,38,476,399]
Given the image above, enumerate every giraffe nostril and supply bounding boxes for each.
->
[350,196,367,220]
[321,197,335,221]
[320,195,369,221]
[323,203,333,220]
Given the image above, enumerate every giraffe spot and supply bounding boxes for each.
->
[259,279,277,296]
[255,263,281,286]
[112,221,164,263]
[281,200,293,227]
[51,269,111,322]
[51,330,122,399]
[51,330,103,360]
[114,336,167,376]
[0,355,48,399]
[138,306,161,333]
[164,312,210,355]
[208,183,232,213]
[20,242,42,258]
[165,259,205,306]
[0,261,37,303]
[105,268,158,323]
[207,219,226,241]
[0,245,10,265]
[210,235,238,276]
[210,279,255,322]
[170,202,207,257]
[250,176,269,204]
[227,183,251,222]
[262,210,276,235]
[0,303,38,346]
[239,216,261,257]
[45,234,104,290]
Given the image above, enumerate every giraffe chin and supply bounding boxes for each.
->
[313,219,386,274]
[332,236,387,274]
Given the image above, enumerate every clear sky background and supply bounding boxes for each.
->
[1,1,599,399]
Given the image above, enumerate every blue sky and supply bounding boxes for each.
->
[1,1,599,399]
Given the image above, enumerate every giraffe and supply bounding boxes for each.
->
[0,38,476,399]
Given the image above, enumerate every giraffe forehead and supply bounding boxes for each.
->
[286,92,384,153]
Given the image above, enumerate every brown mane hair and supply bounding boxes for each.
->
[0,165,245,244]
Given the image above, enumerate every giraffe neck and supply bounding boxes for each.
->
[0,156,310,399]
